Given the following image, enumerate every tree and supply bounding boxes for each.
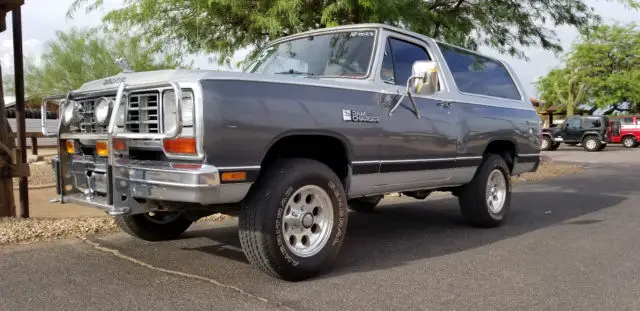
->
[536,22,640,114]
[4,27,188,103]
[66,0,640,68]
[535,67,587,117]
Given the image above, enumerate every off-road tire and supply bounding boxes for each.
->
[458,153,511,228]
[239,158,348,282]
[541,136,553,151]
[622,136,637,148]
[582,136,602,152]
[114,212,193,241]
[549,142,561,151]
[348,195,383,212]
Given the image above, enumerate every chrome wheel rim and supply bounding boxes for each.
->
[486,169,507,214]
[541,139,549,149]
[624,138,634,147]
[585,139,597,150]
[281,185,334,258]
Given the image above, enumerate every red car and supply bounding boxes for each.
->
[609,115,640,148]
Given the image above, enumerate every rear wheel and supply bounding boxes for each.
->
[541,136,553,151]
[458,153,511,228]
[239,158,348,281]
[115,211,193,241]
[622,136,637,148]
[348,195,383,212]
[582,136,602,152]
[549,142,561,151]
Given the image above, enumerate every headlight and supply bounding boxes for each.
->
[94,97,113,125]
[62,100,83,126]
[163,90,194,134]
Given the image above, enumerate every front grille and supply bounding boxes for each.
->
[76,96,115,134]
[125,91,160,133]
[72,91,160,134]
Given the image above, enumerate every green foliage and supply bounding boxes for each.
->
[535,68,586,116]
[4,28,187,103]
[66,0,640,67]
[536,22,640,114]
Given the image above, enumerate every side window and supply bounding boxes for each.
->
[566,118,582,129]
[621,117,633,125]
[380,37,431,87]
[437,42,521,100]
[583,118,601,128]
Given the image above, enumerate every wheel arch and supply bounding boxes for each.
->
[483,138,518,173]
[257,130,354,188]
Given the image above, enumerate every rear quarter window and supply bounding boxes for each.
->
[436,42,522,100]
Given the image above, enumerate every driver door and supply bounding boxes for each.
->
[371,32,458,193]
[563,116,582,142]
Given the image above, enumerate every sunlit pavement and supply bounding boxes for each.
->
[2,159,640,310]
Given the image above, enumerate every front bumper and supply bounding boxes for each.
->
[53,156,252,216]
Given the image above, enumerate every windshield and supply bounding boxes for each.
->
[247,30,377,78]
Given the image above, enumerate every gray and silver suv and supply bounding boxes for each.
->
[43,23,541,281]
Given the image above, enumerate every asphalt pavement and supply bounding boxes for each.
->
[2,148,640,311]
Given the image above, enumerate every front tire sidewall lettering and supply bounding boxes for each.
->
[269,175,347,276]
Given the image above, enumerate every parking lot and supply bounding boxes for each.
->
[2,146,640,310]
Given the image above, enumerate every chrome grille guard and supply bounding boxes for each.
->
[41,81,185,207]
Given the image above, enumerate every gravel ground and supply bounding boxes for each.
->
[0,213,230,246]
[12,160,56,188]
[1,160,580,246]
[512,160,584,183]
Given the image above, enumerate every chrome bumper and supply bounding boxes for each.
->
[53,156,252,216]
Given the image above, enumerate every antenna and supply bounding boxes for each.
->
[115,57,134,73]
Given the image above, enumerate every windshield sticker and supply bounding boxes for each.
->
[350,31,375,37]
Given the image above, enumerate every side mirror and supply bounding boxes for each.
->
[407,60,439,96]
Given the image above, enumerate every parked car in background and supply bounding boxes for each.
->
[608,115,640,148]
[541,115,617,152]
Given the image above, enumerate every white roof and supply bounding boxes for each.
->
[4,95,16,107]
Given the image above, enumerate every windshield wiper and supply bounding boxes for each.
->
[274,69,315,76]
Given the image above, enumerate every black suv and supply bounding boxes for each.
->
[541,115,618,152]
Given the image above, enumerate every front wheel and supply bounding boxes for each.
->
[458,154,511,228]
[622,136,637,148]
[115,211,193,241]
[239,158,348,282]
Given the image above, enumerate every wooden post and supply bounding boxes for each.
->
[30,135,37,155]
[0,65,16,217]
[12,6,28,218]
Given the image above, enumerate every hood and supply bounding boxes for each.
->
[76,69,220,93]
[75,68,374,93]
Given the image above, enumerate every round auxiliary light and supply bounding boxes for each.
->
[94,97,113,125]
[62,100,83,126]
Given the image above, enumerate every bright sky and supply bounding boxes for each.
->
[0,0,637,99]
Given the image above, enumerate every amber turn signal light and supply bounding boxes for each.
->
[65,140,76,154]
[95,140,109,157]
[221,171,247,182]
[163,137,197,155]
[112,138,127,152]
